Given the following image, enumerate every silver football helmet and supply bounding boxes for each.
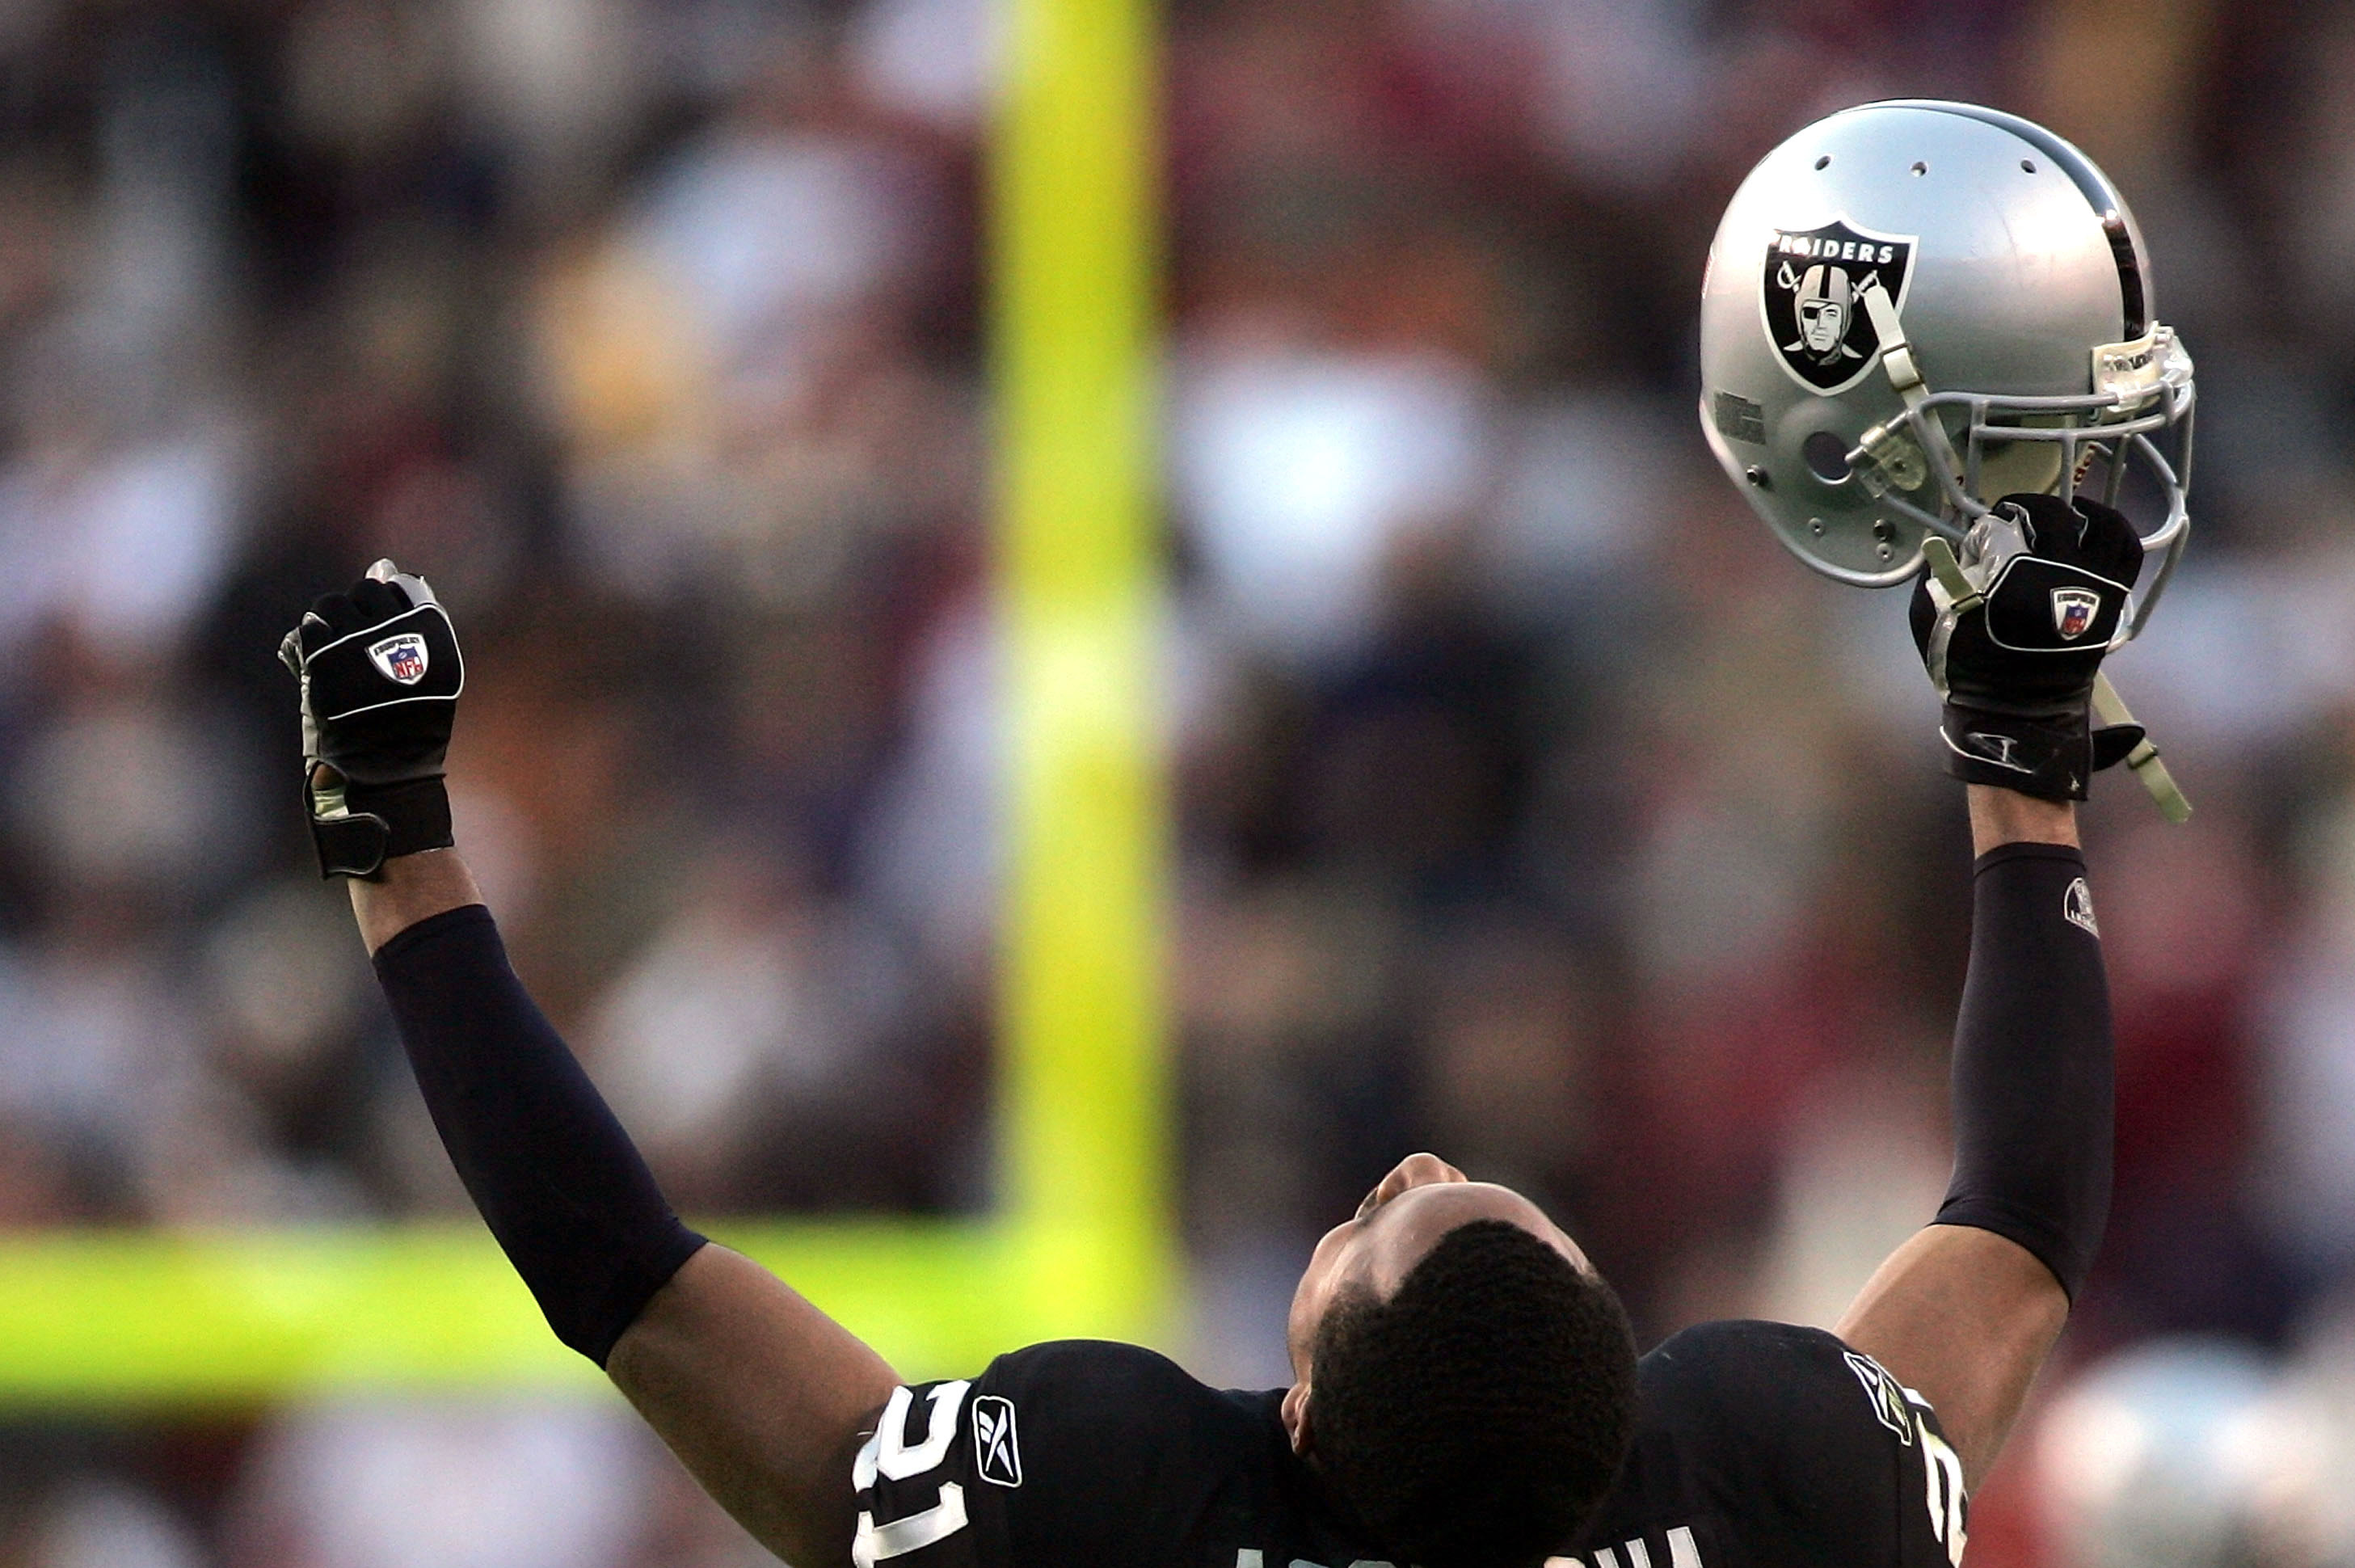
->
[1698,100,2194,628]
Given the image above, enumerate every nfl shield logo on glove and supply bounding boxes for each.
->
[2050,588,2100,642]
[369,632,430,685]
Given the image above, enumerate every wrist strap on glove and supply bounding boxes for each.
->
[308,773,454,879]
[1936,704,2146,803]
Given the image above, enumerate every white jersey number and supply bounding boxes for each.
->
[854,1382,974,1566]
[1919,1418,1966,1566]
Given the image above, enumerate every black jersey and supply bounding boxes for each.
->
[851,1320,1966,1568]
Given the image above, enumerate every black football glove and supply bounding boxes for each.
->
[279,560,463,878]
[1908,492,2145,802]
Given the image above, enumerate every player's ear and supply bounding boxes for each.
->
[1281,1380,1314,1457]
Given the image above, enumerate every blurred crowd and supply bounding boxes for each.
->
[3,0,2355,1562]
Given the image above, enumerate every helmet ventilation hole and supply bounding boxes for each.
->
[1802,430,1852,482]
[1814,154,1831,171]
[1911,161,1928,176]
[2021,159,2037,174]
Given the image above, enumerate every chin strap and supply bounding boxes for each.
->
[1860,282,1926,411]
[2090,671,2192,823]
[1856,279,1971,498]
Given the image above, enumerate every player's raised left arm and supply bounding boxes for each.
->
[1834,786,2092,1489]
[288,567,900,1567]
[1835,495,2141,1488]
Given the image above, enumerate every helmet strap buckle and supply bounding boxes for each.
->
[1859,278,1973,509]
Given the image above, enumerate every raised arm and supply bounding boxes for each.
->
[1835,492,2145,1488]
[289,567,899,1566]
[1833,787,2097,1486]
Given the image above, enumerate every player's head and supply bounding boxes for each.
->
[1283,1153,1639,1568]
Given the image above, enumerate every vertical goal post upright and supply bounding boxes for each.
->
[0,0,1169,1408]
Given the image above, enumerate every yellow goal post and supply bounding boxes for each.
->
[0,0,1169,1409]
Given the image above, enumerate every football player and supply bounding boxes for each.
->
[281,494,2122,1568]
[279,97,2153,1568]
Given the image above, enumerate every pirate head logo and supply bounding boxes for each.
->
[1760,218,1917,395]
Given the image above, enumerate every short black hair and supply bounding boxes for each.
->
[1309,1218,1639,1568]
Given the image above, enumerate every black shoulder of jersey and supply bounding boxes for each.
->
[1568,1321,1968,1568]
[855,1340,1317,1568]
[855,1325,1966,1568]
[984,1338,1221,1418]
[986,1341,1305,1567]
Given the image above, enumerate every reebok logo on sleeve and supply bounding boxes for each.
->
[973,1396,1022,1486]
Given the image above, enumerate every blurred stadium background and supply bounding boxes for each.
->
[0,0,2352,1562]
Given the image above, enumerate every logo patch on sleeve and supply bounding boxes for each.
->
[369,633,430,685]
[2063,877,2099,938]
[972,1395,1022,1486]
[1843,1350,1916,1446]
[1760,218,1917,395]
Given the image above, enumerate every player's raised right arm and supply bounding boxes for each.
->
[287,566,900,1567]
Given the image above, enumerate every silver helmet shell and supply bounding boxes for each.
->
[1698,100,2194,616]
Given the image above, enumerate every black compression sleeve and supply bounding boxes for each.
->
[1932,842,2114,1300]
[373,904,706,1364]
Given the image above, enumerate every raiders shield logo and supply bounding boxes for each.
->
[369,632,430,685]
[1760,218,1918,395]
